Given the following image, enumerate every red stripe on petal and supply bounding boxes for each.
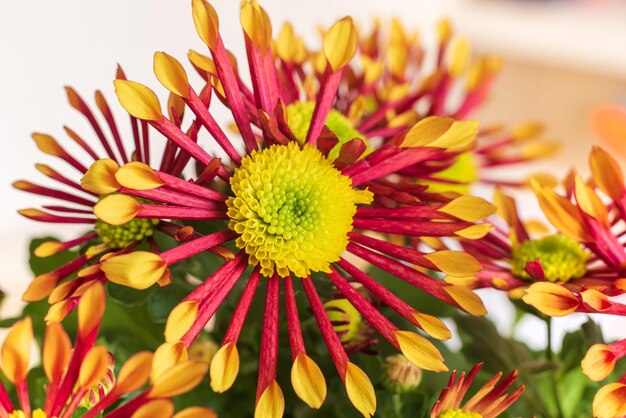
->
[160,230,236,266]
[223,268,261,344]
[301,277,349,378]
[257,274,281,401]
[283,276,306,358]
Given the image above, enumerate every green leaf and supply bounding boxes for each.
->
[29,236,79,276]
[147,276,194,323]
[107,282,150,306]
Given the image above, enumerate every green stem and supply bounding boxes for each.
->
[546,317,564,418]
[391,394,403,418]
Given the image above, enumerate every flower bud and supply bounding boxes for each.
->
[382,354,422,394]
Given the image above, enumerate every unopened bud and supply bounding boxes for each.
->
[382,354,422,394]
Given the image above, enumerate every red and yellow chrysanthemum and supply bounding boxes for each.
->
[343,17,559,194]
[456,147,626,314]
[446,146,626,418]
[430,363,524,418]
[12,68,234,317]
[0,282,214,418]
[78,1,500,416]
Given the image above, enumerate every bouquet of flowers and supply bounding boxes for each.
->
[3,1,624,417]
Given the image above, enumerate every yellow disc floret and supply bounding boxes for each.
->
[94,196,158,250]
[439,410,482,418]
[95,217,159,249]
[511,234,589,282]
[226,142,372,278]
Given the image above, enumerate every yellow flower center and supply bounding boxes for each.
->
[439,410,482,418]
[95,197,159,249]
[226,142,372,278]
[9,410,47,418]
[420,152,479,195]
[286,101,368,161]
[511,234,589,282]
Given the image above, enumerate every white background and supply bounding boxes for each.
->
[2,0,626,349]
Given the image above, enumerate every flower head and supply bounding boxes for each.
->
[13,68,229,315]
[430,363,524,418]
[451,147,626,317]
[87,1,498,416]
[349,18,559,193]
[0,282,213,418]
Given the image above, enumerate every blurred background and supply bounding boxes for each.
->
[1,0,625,347]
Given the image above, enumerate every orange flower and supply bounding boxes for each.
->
[430,363,524,418]
[0,282,213,418]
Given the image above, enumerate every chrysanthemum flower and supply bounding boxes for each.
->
[430,363,524,418]
[12,68,233,316]
[454,147,626,314]
[446,146,626,418]
[353,19,559,193]
[0,282,214,418]
[84,1,497,416]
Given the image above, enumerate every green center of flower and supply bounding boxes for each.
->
[439,410,482,418]
[286,101,368,161]
[421,152,479,195]
[226,142,372,278]
[511,235,589,282]
[95,212,158,250]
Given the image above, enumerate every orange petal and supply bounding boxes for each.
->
[323,17,357,71]
[32,133,64,157]
[81,158,121,194]
[93,194,142,225]
[23,273,58,302]
[291,353,327,409]
[439,196,496,223]
[581,344,616,382]
[344,362,376,418]
[114,80,162,121]
[149,361,208,398]
[589,146,625,201]
[115,351,154,395]
[192,0,219,50]
[78,282,105,339]
[173,407,217,418]
[522,282,579,317]
[79,346,110,388]
[43,322,72,382]
[593,383,626,418]
[130,399,174,418]
[444,285,487,316]
[423,250,481,277]
[395,331,447,372]
[0,317,33,383]
[100,252,167,290]
[254,380,285,418]
[115,162,164,190]
[151,342,188,383]
[154,52,190,99]
[411,312,452,341]
[210,342,239,393]
[164,301,198,343]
